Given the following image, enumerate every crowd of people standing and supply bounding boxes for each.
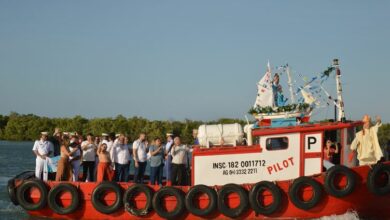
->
[32,129,196,186]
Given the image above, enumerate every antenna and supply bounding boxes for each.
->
[333,58,346,122]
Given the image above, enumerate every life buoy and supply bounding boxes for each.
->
[367,163,390,195]
[218,183,249,218]
[324,165,356,197]
[91,182,123,214]
[123,184,153,216]
[288,176,322,210]
[152,187,185,219]
[185,184,217,217]
[16,179,48,211]
[7,178,18,206]
[48,183,79,215]
[249,181,282,215]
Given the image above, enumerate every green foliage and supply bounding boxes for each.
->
[0,113,239,144]
[0,114,9,138]
[2,113,55,141]
[322,66,335,77]
[378,123,390,147]
[1,112,388,147]
[249,103,310,115]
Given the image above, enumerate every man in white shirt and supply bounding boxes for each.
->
[112,134,131,182]
[133,133,148,183]
[32,132,53,179]
[170,136,192,186]
[101,133,109,145]
[81,133,97,182]
[106,133,116,162]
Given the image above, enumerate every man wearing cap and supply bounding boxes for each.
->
[100,133,111,153]
[101,133,109,144]
[32,132,54,179]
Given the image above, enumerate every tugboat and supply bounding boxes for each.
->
[7,59,390,219]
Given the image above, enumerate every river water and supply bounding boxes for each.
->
[0,141,33,220]
[0,141,359,220]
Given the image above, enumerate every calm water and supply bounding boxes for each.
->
[0,141,34,220]
[0,141,156,220]
[0,141,359,220]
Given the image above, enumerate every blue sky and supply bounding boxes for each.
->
[0,1,389,121]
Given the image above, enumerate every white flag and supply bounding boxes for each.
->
[254,64,274,108]
[301,88,317,105]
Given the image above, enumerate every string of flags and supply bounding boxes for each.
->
[295,66,335,94]
[251,62,339,115]
[281,64,339,110]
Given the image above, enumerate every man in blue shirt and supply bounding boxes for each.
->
[149,138,165,186]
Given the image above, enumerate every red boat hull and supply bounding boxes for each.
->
[15,162,390,219]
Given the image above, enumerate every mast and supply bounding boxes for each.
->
[333,58,346,122]
[267,60,271,73]
[286,64,295,103]
[267,60,274,108]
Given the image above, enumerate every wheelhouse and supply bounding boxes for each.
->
[192,121,362,186]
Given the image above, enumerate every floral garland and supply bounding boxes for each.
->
[248,103,310,115]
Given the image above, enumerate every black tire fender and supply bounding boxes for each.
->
[185,184,217,217]
[16,179,48,211]
[152,186,185,219]
[48,183,79,215]
[249,181,282,215]
[367,163,390,195]
[288,176,322,210]
[218,183,249,218]
[324,165,356,197]
[123,184,153,216]
[7,179,18,206]
[91,181,123,214]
